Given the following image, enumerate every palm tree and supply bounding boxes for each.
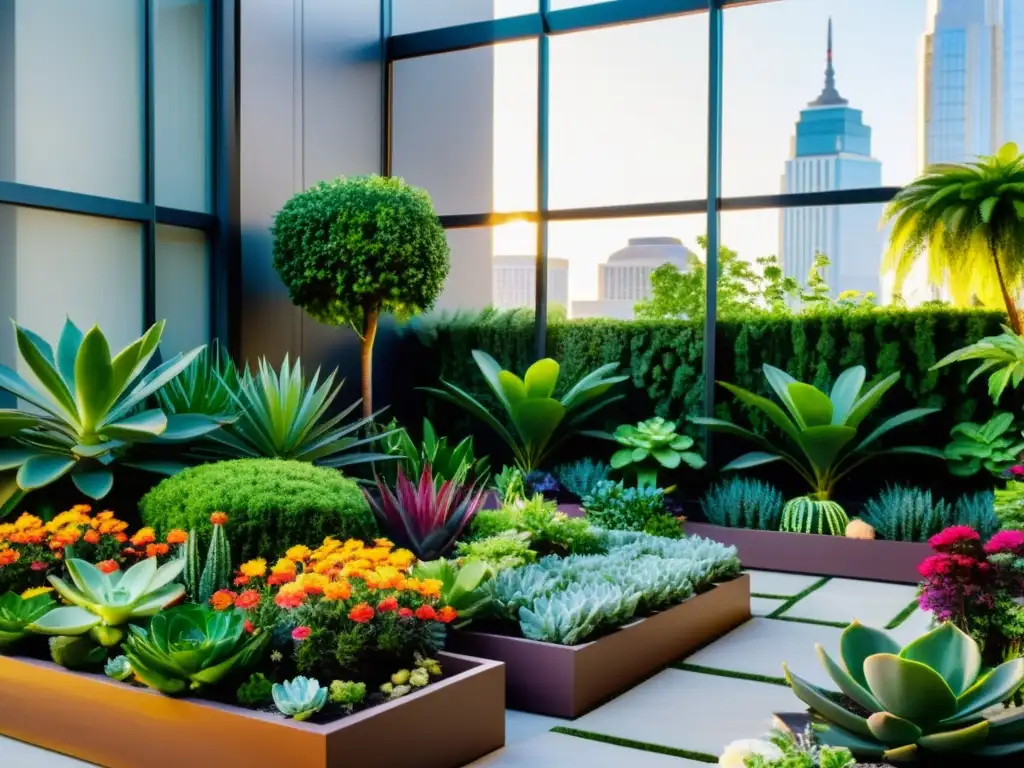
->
[883,142,1024,335]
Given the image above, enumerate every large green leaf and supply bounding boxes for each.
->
[795,424,857,477]
[470,350,513,412]
[156,413,223,442]
[762,365,803,426]
[788,382,834,427]
[721,451,783,471]
[560,362,627,411]
[15,326,78,420]
[106,346,204,421]
[651,448,682,469]
[916,720,990,753]
[816,724,886,758]
[898,623,981,697]
[26,606,100,635]
[103,409,169,440]
[497,371,528,405]
[845,373,899,428]
[0,364,68,420]
[840,622,902,690]
[718,382,801,442]
[830,366,867,425]
[863,654,957,724]
[783,663,874,739]
[950,658,1024,722]
[0,447,43,472]
[71,469,115,500]
[817,644,883,712]
[523,358,559,399]
[855,408,940,453]
[56,319,84,391]
[74,326,114,431]
[422,383,518,458]
[866,712,922,747]
[509,398,566,453]
[0,411,43,437]
[17,454,76,490]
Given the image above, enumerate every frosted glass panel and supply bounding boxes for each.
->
[1,0,143,201]
[155,0,212,212]
[156,225,210,356]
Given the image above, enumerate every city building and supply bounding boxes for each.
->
[779,20,885,301]
[492,256,569,312]
[571,237,693,320]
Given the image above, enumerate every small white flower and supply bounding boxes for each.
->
[719,738,784,768]
[270,650,283,663]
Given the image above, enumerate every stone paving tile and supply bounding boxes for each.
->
[780,577,918,627]
[570,669,796,758]
[890,605,934,645]
[751,596,786,617]
[468,731,709,767]
[505,709,568,746]
[0,737,92,768]
[746,570,824,597]
[685,617,841,690]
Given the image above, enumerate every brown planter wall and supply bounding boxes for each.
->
[0,652,504,768]
[446,574,750,718]
[685,523,929,584]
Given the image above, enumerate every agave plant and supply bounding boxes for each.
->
[784,621,1024,760]
[934,329,1024,404]
[273,676,328,721]
[28,556,186,646]
[0,319,220,516]
[411,559,492,627]
[593,417,705,489]
[196,355,397,469]
[422,351,627,473]
[691,364,941,500]
[365,465,486,560]
[123,605,268,695]
[944,412,1024,477]
[0,590,57,649]
[155,340,240,421]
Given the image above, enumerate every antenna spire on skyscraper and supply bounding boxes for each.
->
[810,16,848,107]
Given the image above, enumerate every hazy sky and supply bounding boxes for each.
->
[481,0,929,303]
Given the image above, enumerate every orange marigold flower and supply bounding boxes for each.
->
[240,558,267,578]
[113,532,128,543]
[387,549,416,569]
[83,530,100,545]
[48,539,67,552]
[398,607,413,618]
[417,579,443,599]
[235,590,261,610]
[210,512,229,526]
[210,590,236,611]
[285,545,311,563]
[323,580,352,601]
[291,626,311,641]
[275,590,305,609]
[437,606,458,624]
[166,529,188,545]
[266,572,294,586]
[95,510,114,522]
[271,557,296,577]
[297,573,328,595]
[373,537,394,549]
[234,575,250,586]
[71,504,92,514]
[348,602,374,623]
[146,543,170,558]
[377,596,399,613]
[414,605,437,621]
[97,560,119,574]
[14,513,42,531]
[0,548,19,566]
[130,527,156,547]
[373,566,405,590]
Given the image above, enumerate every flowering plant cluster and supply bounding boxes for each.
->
[0,506,186,592]
[211,536,458,682]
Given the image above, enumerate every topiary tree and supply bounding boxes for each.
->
[138,458,378,562]
[271,175,450,417]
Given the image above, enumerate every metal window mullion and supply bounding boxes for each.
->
[143,0,157,335]
[382,0,393,175]
[702,0,723,429]
[534,1,551,362]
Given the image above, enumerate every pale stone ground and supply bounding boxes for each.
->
[0,570,926,767]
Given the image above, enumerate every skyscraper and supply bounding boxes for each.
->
[920,0,1024,169]
[779,21,885,299]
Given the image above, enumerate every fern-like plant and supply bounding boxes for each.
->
[700,477,784,530]
[554,458,610,500]
[859,485,999,541]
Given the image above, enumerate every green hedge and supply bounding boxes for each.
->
[396,307,1014,471]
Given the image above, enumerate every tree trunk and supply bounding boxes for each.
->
[991,239,1024,335]
[361,307,380,419]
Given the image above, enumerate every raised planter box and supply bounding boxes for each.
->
[446,574,750,718]
[0,651,505,768]
[685,523,929,584]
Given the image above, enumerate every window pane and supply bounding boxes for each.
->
[392,41,538,216]
[723,0,925,197]
[431,222,538,313]
[0,206,143,376]
[155,0,212,212]
[156,225,210,356]
[547,214,707,320]
[392,0,536,36]
[0,0,143,201]
[549,14,708,209]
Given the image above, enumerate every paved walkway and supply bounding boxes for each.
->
[0,571,926,767]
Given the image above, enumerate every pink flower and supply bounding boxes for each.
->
[984,530,1024,555]
[918,554,955,579]
[291,626,311,641]
[1008,465,1024,477]
[929,526,981,552]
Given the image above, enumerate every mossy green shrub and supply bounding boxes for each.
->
[139,459,377,562]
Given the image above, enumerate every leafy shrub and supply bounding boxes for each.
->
[454,531,536,572]
[700,477,784,530]
[139,459,377,562]
[468,495,604,557]
[554,459,611,499]
[996,481,1024,530]
[860,485,999,541]
[944,412,1024,477]
[641,513,684,539]
[494,465,527,505]
[580,481,666,533]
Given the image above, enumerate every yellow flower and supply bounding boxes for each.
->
[387,549,416,569]
[342,539,365,552]
[323,579,352,601]
[271,558,297,577]
[417,579,443,599]
[14,513,42,531]
[0,523,14,542]
[373,537,394,549]
[285,544,312,563]
[240,558,267,578]
[20,586,53,599]
[296,572,329,595]
[312,537,341,559]
[374,566,405,590]
[360,547,390,563]
[277,581,306,599]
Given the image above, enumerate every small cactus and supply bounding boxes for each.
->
[198,517,232,604]
[182,528,201,602]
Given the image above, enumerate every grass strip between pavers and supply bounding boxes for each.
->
[750,592,793,600]
[550,726,718,763]
[768,615,849,629]
[766,576,830,619]
[673,662,788,687]
[885,599,920,629]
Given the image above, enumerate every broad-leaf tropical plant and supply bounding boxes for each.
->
[422,351,628,473]
[590,417,705,490]
[933,327,1024,404]
[883,142,1024,333]
[944,411,1024,477]
[690,364,941,499]
[0,590,57,649]
[28,556,186,647]
[0,319,219,516]
[123,604,269,695]
[784,621,1024,760]
[365,465,486,560]
[381,418,489,488]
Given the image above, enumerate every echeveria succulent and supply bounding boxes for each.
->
[0,591,57,649]
[784,621,1024,760]
[273,676,328,721]
[606,417,705,489]
[104,655,133,682]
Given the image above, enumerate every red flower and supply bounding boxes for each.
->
[267,572,295,586]
[436,606,458,624]
[146,543,170,558]
[243,619,255,634]
[376,597,399,613]
[234,575,251,586]
[166,529,188,545]
[210,590,236,611]
[210,512,229,526]
[30,560,48,572]
[291,626,311,641]
[235,590,261,610]
[414,605,437,621]
[83,530,100,545]
[348,602,374,623]
[397,608,413,618]
[275,591,305,610]
[97,560,119,574]
[985,530,1024,555]
[929,526,981,552]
